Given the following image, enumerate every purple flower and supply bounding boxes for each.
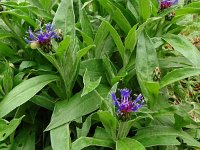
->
[25,23,57,48]
[158,0,178,10]
[111,89,144,114]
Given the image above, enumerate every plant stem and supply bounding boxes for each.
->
[117,121,128,139]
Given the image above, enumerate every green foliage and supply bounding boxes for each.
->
[50,123,71,150]
[0,75,58,117]
[0,116,24,141]
[0,0,199,149]
[134,126,200,147]
[116,138,145,150]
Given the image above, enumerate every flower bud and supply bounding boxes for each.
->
[30,42,40,49]
[55,29,63,42]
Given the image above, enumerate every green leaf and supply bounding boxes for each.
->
[72,137,114,150]
[19,61,37,71]
[77,45,95,61]
[174,112,193,130]
[0,116,24,141]
[144,81,160,109]
[0,32,13,40]
[50,123,71,150]
[26,0,43,9]
[136,31,159,109]
[99,0,131,34]
[101,20,125,63]
[134,126,200,147]
[138,0,151,22]
[137,17,162,35]
[136,31,159,81]
[125,24,138,51]
[127,0,139,21]
[79,1,93,38]
[13,72,25,86]
[79,59,107,83]
[1,9,37,27]
[160,67,200,88]
[162,34,200,67]
[58,39,79,99]
[159,57,192,69]
[0,43,15,57]
[56,36,71,57]
[117,115,153,139]
[0,75,58,117]
[103,56,118,85]
[39,0,56,11]
[30,95,55,111]
[78,30,94,46]
[98,111,117,141]
[116,138,145,150]
[94,22,112,58]
[175,7,200,16]
[45,87,108,131]
[77,113,95,138]
[81,69,101,97]
[29,7,52,20]
[2,2,51,20]
[53,0,75,38]
[38,50,61,75]
[9,127,35,150]
[2,64,13,94]
[93,127,112,140]
[186,1,200,8]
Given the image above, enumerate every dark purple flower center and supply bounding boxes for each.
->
[25,23,57,46]
[160,1,172,9]
[111,89,144,115]
[159,0,178,10]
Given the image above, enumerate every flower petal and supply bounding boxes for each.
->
[172,0,178,4]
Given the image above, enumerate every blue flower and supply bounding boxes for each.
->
[25,23,57,49]
[111,89,144,114]
[158,0,178,10]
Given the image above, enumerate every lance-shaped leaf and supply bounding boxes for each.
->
[0,75,59,117]
[125,24,138,51]
[98,111,117,141]
[9,127,35,150]
[136,31,159,109]
[72,137,114,150]
[99,0,131,34]
[46,86,109,131]
[81,69,101,97]
[162,34,200,67]
[116,138,145,150]
[160,67,200,88]
[79,0,93,38]
[138,0,151,22]
[0,116,24,141]
[50,123,71,150]
[134,126,200,147]
[100,20,125,64]
[53,0,75,38]
[1,9,36,27]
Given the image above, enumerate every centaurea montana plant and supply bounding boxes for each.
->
[25,23,58,52]
[111,89,144,120]
[158,0,178,10]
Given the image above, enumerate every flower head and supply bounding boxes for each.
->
[111,89,144,117]
[25,23,57,50]
[158,0,178,10]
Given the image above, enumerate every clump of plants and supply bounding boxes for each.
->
[0,0,199,149]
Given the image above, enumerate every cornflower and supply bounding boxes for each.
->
[158,0,178,10]
[111,89,144,120]
[25,23,57,51]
